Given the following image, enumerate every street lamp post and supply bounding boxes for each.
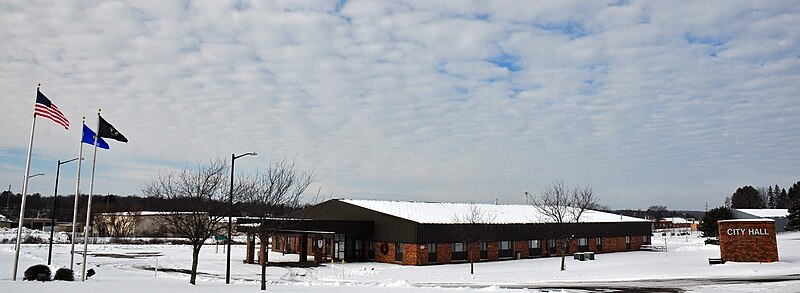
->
[48,158,80,265]
[226,152,256,284]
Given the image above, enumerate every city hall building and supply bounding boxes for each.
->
[238,199,651,266]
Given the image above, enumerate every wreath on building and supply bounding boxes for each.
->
[379,243,389,255]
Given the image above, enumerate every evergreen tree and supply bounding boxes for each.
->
[731,185,765,209]
[788,181,800,205]
[699,206,733,237]
[767,186,776,208]
[774,184,784,208]
[786,196,800,231]
[778,188,789,209]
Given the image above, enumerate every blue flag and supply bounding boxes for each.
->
[83,124,110,149]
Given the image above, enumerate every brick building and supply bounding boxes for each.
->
[246,199,651,266]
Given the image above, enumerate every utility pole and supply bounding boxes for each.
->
[4,185,10,214]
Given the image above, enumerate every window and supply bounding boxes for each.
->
[625,236,632,250]
[480,241,488,259]
[578,238,588,252]
[395,242,403,261]
[595,237,603,252]
[452,242,467,261]
[643,235,649,244]
[529,240,540,249]
[428,243,436,253]
[427,243,437,263]
[355,240,363,259]
[528,239,542,258]
[499,241,513,258]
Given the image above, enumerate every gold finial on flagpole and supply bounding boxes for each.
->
[98,108,102,113]
[37,83,41,88]
[82,116,86,122]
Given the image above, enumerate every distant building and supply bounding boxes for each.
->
[652,217,692,233]
[240,199,652,266]
[93,211,217,237]
[731,209,789,232]
[0,213,12,228]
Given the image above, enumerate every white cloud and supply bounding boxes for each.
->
[1,0,799,210]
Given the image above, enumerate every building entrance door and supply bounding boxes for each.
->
[334,234,345,260]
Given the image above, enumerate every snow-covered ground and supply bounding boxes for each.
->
[1,230,799,292]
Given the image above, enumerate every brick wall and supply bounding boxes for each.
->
[374,242,394,263]
[401,243,422,265]
[718,220,778,262]
[514,240,529,258]
[601,236,629,252]
[487,241,499,260]
[436,243,452,263]
[467,243,480,262]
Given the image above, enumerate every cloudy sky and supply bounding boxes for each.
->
[1,0,798,210]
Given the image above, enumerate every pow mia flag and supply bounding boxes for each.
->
[98,114,128,143]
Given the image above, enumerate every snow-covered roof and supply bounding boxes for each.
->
[734,209,789,218]
[719,219,776,223]
[339,199,648,224]
[663,217,689,224]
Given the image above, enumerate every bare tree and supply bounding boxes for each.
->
[525,180,597,271]
[142,160,228,285]
[451,202,496,275]
[241,159,316,291]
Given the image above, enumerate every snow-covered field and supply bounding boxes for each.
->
[1,230,799,292]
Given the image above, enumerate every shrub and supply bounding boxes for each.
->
[54,268,75,281]
[23,264,51,281]
[23,236,45,244]
[699,207,733,237]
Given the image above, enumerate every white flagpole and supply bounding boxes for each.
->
[12,117,36,281]
[11,87,39,281]
[70,116,86,271]
[82,110,101,281]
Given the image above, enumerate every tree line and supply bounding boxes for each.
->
[0,188,305,223]
[699,180,800,236]
[727,182,799,209]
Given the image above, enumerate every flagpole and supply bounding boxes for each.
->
[82,110,101,281]
[70,116,85,271]
[11,85,40,281]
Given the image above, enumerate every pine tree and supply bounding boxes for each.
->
[779,188,789,209]
[774,185,784,208]
[767,186,776,209]
[699,206,733,237]
[788,181,800,206]
[786,196,800,231]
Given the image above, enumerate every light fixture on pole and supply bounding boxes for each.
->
[48,157,80,265]
[226,152,256,284]
[11,172,44,280]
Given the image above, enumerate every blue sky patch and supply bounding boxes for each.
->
[488,53,521,72]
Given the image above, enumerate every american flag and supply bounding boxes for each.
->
[35,89,70,130]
